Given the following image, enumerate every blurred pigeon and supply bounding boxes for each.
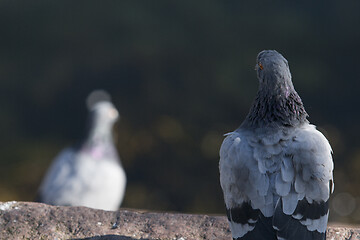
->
[219,50,334,240]
[37,90,126,211]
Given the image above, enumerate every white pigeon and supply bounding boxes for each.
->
[219,50,334,240]
[37,90,126,211]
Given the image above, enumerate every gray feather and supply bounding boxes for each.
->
[280,156,294,182]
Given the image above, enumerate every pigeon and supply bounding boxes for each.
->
[219,50,334,240]
[37,90,126,211]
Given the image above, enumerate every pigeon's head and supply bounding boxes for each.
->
[90,101,119,125]
[255,50,294,93]
[86,90,119,128]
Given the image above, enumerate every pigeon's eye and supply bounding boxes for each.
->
[258,63,264,70]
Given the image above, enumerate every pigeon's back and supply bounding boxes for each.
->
[220,125,333,240]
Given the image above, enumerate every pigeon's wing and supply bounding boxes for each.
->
[37,147,77,204]
[273,124,334,240]
[219,131,277,240]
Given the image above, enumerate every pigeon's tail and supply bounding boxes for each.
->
[273,198,327,240]
[226,202,277,240]
[236,214,277,240]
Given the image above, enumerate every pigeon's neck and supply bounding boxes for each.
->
[242,87,308,128]
[86,123,114,145]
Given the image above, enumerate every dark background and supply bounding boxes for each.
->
[0,1,359,223]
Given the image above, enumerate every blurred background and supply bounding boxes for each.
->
[0,0,359,224]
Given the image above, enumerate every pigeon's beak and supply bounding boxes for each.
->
[108,108,119,120]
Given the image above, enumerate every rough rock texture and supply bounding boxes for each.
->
[0,201,359,240]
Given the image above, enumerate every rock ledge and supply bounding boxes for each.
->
[0,201,358,239]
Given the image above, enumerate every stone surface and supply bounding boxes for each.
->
[0,201,359,240]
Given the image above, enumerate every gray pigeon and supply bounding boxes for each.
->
[219,50,334,240]
[37,90,126,211]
